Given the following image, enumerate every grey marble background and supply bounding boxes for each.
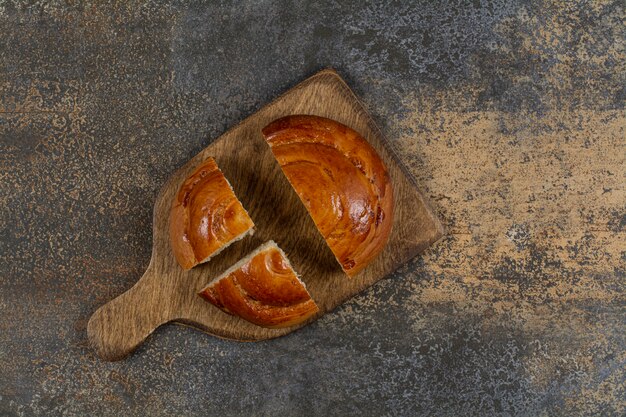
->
[1,1,624,416]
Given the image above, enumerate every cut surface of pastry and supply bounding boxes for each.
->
[169,157,254,270]
[198,241,319,328]
[262,115,394,277]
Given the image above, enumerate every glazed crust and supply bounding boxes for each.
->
[169,157,254,270]
[262,115,394,277]
[199,245,319,328]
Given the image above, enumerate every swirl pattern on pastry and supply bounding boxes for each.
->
[199,241,319,328]
[262,115,393,277]
[169,157,254,270]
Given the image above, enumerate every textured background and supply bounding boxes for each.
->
[1,1,624,416]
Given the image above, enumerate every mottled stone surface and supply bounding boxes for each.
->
[1,1,624,416]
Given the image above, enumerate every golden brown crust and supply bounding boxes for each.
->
[169,157,254,270]
[198,245,319,328]
[262,115,394,277]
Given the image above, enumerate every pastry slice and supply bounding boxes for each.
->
[199,241,319,328]
[169,157,254,270]
[262,115,394,277]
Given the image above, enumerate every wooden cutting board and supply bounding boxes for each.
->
[87,69,444,361]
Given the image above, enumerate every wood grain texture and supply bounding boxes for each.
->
[87,69,444,361]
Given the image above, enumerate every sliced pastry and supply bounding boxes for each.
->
[169,157,254,270]
[199,241,319,328]
[262,115,394,277]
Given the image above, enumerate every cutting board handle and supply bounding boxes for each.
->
[87,267,172,361]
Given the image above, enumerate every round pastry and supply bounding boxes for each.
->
[199,241,319,328]
[262,115,394,277]
[169,157,255,270]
